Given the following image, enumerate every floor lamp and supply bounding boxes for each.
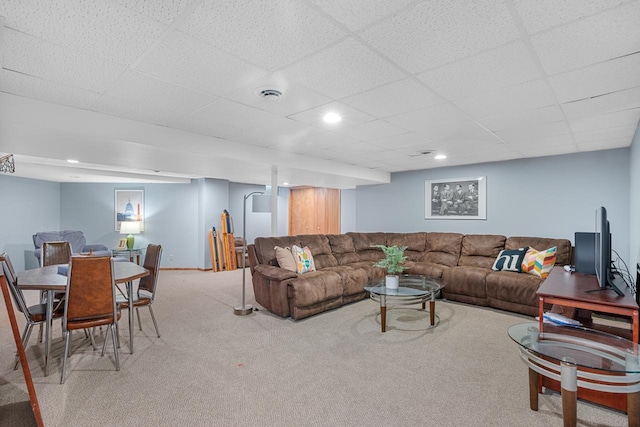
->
[234,191,268,315]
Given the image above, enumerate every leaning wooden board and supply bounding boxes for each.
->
[221,210,237,270]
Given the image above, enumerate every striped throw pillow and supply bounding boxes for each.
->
[521,246,557,278]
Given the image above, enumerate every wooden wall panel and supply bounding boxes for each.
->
[289,187,340,235]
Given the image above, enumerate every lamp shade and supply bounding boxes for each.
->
[120,221,141,234]
[120,221,141,249]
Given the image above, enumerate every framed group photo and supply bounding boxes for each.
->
[425,176,486,220]
[115,189,145,231]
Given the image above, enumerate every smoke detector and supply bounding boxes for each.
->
[257,88,283,101]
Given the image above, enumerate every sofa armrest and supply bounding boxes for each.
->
[253,264,297,281]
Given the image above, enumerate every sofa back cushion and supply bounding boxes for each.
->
[254,236,301,266]
[385,232,426,262]
[327,234,359,265]
[346,232,386,262]
[299,235,337,268]
[458,234,506,269]
[421,232,463,266]
[506,236,571,266]
[33,230,86,253]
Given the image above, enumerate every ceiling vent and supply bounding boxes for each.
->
[257,89,283,101]
[408,150,433,157]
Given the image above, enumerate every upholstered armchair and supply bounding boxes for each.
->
[33,230,110,263]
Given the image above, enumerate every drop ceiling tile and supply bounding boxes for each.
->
[281,38,405,99]
[3,29,126,93]
[178,0,346,70]
[133,30,269,96]
[1,69,100,110]
[561,86,640,120]
[173,115,246,141]
[104,70,217,115]
[496,121,571,143]
[341,78,444,118]
[519,144,578,158]
[235,117,322,148]
[569,108,640,133]
[370,132,434,149]
[336,120,408,141]
[578,137,631,152]
[306,0,416,31]
[224,73,333,116]
[385,103,470,132]
[91,94,180,127]
[507,134,576,148]
[418,41,542,101]
[184,98,282,131]
[288,101,374,129]
[530,2,640,74]
[477,105,566,132]
[111,0,195,25]
[0,0,168,65]
[549,53,640,103]
[418,122,498,143]
[454,79,557,119]
[304,131,363,150]
[359,0,520,73]
[430,137,506,155]
[513,0,625,34]
[573,125,637,144]
[335,141,384,154]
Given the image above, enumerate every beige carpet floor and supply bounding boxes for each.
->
[0,269,629,426]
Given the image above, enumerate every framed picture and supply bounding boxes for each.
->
[425,176,486,220]
[116,239,128,250]
[115,189,145,231]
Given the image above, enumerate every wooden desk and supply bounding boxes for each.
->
[537,266,639,343]
[17,261,148,376]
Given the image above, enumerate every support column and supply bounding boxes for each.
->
[271,165,278,236]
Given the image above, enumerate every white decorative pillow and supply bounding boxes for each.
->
[291,245,316,274]
[274,246,296,272]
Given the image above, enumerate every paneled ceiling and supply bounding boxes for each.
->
[1,0,639,188]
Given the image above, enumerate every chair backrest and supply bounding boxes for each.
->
[0,252,29,317]
[64,256,116,325]
[42,241,72,267]
[138,244,162,300]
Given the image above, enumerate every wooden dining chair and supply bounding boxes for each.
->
[61,256,120,384]
[37,241,72,342]
[0,252,64,370]
[117,244,163,338]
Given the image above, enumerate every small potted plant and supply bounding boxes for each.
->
[372,244,408,289]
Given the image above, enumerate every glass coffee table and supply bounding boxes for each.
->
[365,275,444,332]
[508,322,640,426]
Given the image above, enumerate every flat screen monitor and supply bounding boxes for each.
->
[594,206,624,296]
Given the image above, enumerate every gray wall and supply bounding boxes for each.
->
[341,189,356,233]
[0,175,60,271]
[356,148,631,267]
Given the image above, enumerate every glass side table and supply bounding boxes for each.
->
[111,248,143,265]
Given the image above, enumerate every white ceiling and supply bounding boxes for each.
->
[1,0,639,188]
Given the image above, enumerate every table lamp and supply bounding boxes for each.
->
[120,221,140,249]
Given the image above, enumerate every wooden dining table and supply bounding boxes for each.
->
[17,261,149,376]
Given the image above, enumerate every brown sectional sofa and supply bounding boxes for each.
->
[247,232,572,321]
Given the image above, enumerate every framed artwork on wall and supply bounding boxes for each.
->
[425,176,486,220]
[115,189,145,231]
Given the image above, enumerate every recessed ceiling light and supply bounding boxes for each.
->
[283,182,289,186]
[323,112,342,124]
[434,154,447,160]
[67,159,79,163]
